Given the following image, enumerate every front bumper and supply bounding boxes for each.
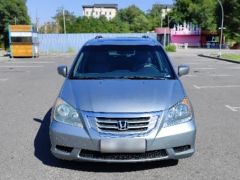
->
[49,111,196,163]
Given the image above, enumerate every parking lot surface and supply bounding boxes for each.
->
[0,49,239,180]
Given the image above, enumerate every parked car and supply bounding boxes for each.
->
[50,36,196,163]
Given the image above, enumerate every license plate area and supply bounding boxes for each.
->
[100,138,146,153]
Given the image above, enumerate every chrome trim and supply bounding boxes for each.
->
[82,111,162,136]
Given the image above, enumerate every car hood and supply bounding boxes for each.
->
[59,79,186,113]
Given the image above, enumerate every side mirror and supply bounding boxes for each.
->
[57,65,68,77]
[178,65,190,77]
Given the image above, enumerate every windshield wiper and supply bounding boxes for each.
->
[70,76,173,80]
[70,77,107,80]
[117,76,169,80]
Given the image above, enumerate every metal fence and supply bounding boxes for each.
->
[38,33,157,55]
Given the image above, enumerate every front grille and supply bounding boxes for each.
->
[85,112,161,135]
[96,117,151,133]
[79,149,168,160]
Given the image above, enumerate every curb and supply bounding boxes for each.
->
[198,54,240,64]
[0,56,10,61]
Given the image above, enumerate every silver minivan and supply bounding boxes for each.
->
[50,36,196,163]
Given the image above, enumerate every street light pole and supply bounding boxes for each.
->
[167,15,170,44]
[166,14,176,45]
[62,8,66,34]
[217,0,224,57]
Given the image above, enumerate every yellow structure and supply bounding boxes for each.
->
[9,25,39,58]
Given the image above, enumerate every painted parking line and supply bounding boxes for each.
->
[185,75,198,77]
[184,63,202,65]
[225,105,240,112]
[193,67,216,70]
[5,61,54,64]
[209,74,233,77]
[0,65,44,68]
[185,74,233,78]
[0,78,8,82]
[193,85,240,89]
[226,67,240,70]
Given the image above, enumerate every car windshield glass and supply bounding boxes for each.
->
[70,45,175,79]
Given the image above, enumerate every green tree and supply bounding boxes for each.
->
[170,0,217,31]
[117,5,152,32]
[110,16,130,33]
[217,0,240,41]
[117,5,145,25]
[38,22,59,34]
[0,0,30,48]
[132,14,151,32]
[147,4,163,30]
[53,8,77,33]
[74,17,91,33]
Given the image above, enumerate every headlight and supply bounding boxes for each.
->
[53,98,83,127]
[163,97,193,127]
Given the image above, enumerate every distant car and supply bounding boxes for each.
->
[50,36,196,163]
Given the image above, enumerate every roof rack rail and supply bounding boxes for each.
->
[142,35,149,38]
[95,35,103,39]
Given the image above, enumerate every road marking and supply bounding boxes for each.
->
[0,65,44,68]
[5,61,54,64]
[193,84,240,89]
[225,105,240,112]
[185,74,232,78]
[226,67,240,69]
[0,78,8,82]
[193,67,216,70]
[209,74,233,77]
[184,63,201,65]
[185,75,198,77]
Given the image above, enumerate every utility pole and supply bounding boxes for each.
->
[14,17,17,25]
[163,28,166,48]
[36,10,39,32]
[62,8,66,34]
[167,15,171,45]
[160,14,163,28]
[217,0,224,57]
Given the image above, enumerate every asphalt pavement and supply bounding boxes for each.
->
[0,49,239,180]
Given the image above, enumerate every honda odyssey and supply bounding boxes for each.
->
[49,36,196,163]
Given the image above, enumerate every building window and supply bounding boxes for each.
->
[96,12,98,15]
[86,11,88,15]
[109,12,112,15]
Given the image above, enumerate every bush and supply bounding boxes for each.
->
[0,40,4,49]
[5,47,10,52]
[165,44,176,52]
[67,47,76,54]
[230,42,240,49]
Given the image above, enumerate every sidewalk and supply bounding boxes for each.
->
[0,49,10,61]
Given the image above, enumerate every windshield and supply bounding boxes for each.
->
[70,45,175,80]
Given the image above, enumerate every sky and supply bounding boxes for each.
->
[27,0,173,24]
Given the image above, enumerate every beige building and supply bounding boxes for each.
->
[82,4,118,20]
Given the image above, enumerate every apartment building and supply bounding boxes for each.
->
[82,4,118,20]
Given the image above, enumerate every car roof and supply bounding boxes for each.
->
[84,37,160,46]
